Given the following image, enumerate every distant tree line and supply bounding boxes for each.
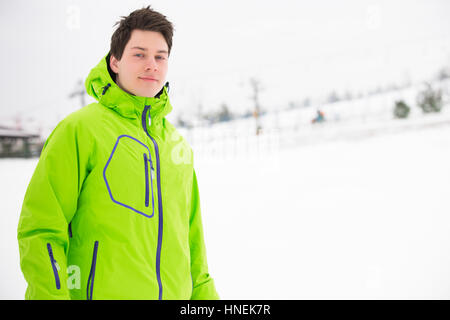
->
[176,66,450,127]
[394,82,445,119]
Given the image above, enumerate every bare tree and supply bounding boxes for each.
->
[249,77,263,135]
[69,79,86,108]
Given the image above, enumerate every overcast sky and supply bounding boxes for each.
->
[1,0,449,126]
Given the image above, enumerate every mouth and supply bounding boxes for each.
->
[139,77,158,82]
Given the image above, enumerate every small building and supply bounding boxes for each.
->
[0,125,43,158]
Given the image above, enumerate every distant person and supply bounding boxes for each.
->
[312,110,325,124]
[17,6,219,300]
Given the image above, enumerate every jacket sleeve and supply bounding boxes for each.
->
[189,169,219,300]
[17,117,91,299]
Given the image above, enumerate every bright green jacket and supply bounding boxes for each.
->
[17,52,219,300]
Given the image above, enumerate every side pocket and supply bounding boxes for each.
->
[86,241,99,300]
[46,243,61,290]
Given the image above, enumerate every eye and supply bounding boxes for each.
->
[135,54,144,58]
[156,56,165,60]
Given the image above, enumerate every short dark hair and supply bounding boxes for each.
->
[110,5,174,60]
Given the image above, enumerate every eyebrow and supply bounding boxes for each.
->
[130,46,168,54]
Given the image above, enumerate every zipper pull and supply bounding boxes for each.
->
[150,158,155,180]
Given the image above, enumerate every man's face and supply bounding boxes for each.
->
[110,29,169,98]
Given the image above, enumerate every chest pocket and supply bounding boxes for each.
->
[103,135,155,218]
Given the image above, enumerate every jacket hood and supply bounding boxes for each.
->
[85,52,172,122]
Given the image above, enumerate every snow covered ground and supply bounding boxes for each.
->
[197,119,450,299]
[2,113,450,299]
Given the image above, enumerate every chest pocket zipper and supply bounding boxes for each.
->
[143,153,155,215]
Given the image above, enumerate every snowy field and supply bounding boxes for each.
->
[1,119,450,299]
[198,120,450,299]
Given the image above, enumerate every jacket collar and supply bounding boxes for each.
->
[85,52,173,123]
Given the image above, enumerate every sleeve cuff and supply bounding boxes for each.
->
[191,278,220,300]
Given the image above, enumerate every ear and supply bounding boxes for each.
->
[110,54,120,73]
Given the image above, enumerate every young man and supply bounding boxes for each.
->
[17,6,219,300]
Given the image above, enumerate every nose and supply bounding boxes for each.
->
[145,57,158,71]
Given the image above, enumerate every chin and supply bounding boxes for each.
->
[138,85,163,98]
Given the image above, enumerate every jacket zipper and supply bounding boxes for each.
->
[86,241,99,300]
[46,243,61,290]
[142,105,164,300]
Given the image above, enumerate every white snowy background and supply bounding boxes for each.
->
[1,0,450,299]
